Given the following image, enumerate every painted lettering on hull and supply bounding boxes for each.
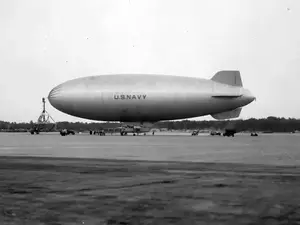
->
[114,94,147,100]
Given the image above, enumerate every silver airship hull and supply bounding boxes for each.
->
[48,72,255,122]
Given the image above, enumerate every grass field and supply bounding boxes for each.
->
[0,133,300,224]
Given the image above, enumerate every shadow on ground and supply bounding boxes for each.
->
[0,157,300,225]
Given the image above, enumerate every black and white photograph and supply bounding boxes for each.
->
[0,0,300,224]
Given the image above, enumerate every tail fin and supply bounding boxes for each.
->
[211,71,243,87]
[211,107,242,120]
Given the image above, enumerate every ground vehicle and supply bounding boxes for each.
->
[90,130,106,136]
[210,131,221,136]
[191,130,200,136]
[223,129,236,137]
[60,129,75,136]
[30,126,40,135]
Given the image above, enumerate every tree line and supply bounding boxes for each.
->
[1,117,300,133]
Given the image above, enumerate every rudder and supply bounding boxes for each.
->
[211,71,243,87]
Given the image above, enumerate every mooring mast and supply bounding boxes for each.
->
[30,97,56,134]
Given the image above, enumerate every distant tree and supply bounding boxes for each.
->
[1,117,300,132]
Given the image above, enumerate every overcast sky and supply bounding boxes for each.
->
[0,0,299,123]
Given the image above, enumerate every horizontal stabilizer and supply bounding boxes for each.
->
[211,71,243,87]
[211,107,242,120]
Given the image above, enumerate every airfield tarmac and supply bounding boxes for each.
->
[1,132,300,224]
[0,132,299,165]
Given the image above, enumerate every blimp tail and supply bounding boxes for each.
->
[211,107,242,120]
[211,71,243,87]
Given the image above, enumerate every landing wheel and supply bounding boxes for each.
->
[144,133,146,135]
[133,133,136,136]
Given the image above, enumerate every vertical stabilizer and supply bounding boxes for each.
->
[211,107,242,120]
[211,71,243,87]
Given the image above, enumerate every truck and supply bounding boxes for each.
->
[223,129,236,137]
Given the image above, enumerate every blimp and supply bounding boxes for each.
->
[48,71,255,134]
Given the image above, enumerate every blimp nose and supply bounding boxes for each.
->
[48,84,64,108]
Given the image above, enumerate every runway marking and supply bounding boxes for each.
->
[165,170,300,177]
[0,146,53,150]
[0,147,20,150]
[65,146,101,149]
[3,153,54,157]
